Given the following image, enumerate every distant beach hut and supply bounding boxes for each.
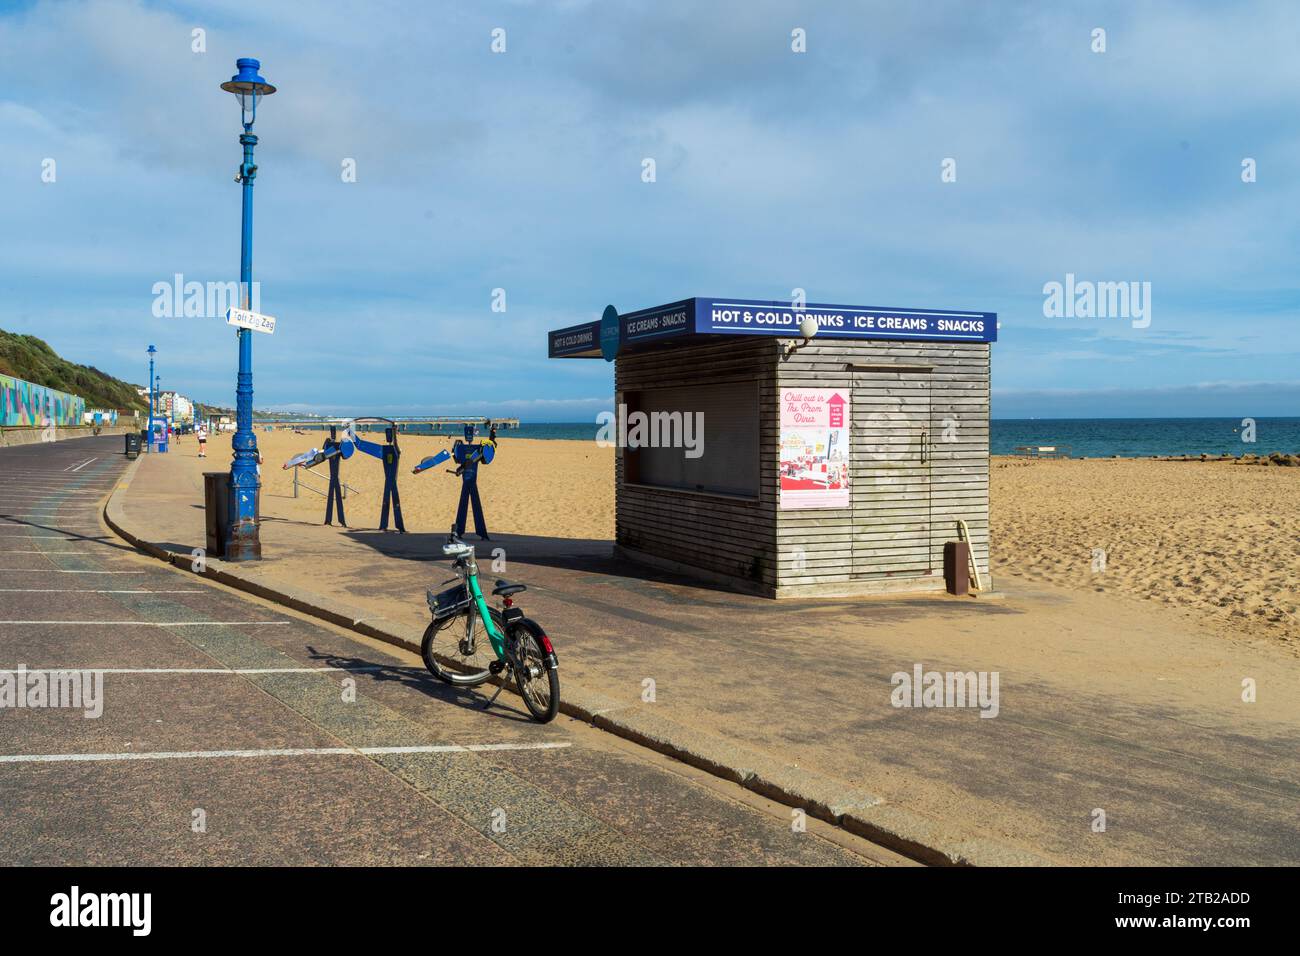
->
[548,297,997,597]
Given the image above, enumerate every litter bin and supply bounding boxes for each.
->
[944,540,971,596]
[204,472,232,558]
[124,432,141,459]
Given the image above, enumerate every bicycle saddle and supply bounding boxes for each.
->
[492,579,526,597]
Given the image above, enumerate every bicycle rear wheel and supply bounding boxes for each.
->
[421,606,501,686]
[509,618,560,723]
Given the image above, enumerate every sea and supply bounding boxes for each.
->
[296,418,1300,459]
[987,418,1300,458]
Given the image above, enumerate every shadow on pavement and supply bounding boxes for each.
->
[303,644,536,725]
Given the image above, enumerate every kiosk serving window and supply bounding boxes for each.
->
[623,382,759,498]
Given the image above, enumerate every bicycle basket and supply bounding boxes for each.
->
[427,583,472,619]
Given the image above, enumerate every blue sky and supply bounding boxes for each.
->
[2,0,1298,419]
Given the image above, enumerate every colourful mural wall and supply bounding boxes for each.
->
[0,374,85,427]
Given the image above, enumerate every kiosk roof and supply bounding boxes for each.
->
[548,297,997,359]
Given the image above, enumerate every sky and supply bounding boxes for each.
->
[2,0,1298,420]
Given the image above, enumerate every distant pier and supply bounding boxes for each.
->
[255,416,520,433]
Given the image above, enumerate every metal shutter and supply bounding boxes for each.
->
[629,382,759,497]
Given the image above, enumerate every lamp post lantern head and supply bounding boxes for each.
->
[220,57,276,125]
[147,344,156,356]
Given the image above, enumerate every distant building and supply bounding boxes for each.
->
[153,391,195,424]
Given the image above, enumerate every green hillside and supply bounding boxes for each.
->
[0,328,148,412]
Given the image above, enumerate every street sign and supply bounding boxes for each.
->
[226,307,276,334]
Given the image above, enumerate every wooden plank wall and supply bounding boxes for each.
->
[615,338,779,588]
[615,337,990,595]
[776,340,991,590]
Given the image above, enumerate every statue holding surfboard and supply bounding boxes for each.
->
[412,421,497,540]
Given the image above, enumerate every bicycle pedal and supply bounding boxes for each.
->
[489,660,506,675]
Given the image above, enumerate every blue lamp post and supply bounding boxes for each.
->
[220,57,276,561]
[146,344,157,452]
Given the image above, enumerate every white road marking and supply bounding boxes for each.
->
[1,570,144,575]
[0,742,571,765]
[0,499,101,504]
[69,458,99,472]
[0,534,104,538]
[0,589,202,594]
[0,620,289,626]
[3,665,387,675]
[0,491,101,496]
[0,524,104,528]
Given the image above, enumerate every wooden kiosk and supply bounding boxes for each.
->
[548,297,996,598]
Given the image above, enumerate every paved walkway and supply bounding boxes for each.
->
[0,436,899,866]
[107,443,1300,865]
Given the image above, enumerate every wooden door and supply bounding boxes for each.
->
[851,367,933,577]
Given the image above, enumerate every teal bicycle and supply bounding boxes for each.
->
[421,527,560,723]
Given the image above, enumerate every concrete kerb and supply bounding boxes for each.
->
[101,457,1053,868]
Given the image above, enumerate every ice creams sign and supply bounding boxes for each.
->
[779,389,851,509]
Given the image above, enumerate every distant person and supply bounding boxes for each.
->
[196,424,208,458]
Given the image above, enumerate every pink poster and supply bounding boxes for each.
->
[779,389,851,509]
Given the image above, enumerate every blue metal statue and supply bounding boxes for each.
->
[412,421,497,540]
[322,425,349,526]
[282,424,355,526]
[453,422,496,539]
[352,423,406,533]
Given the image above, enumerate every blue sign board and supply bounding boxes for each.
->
[548,321,599,358]
[548,297,997,358]
[599,304,621,361]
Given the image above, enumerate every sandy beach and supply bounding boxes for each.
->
[187,430,1297,646]
[196,429,616,541]
[992,456,1299,645]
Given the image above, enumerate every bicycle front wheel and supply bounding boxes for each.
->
[421,606,502,686]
